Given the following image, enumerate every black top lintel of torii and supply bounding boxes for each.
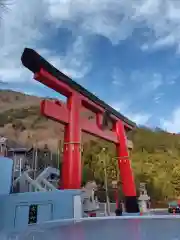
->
[21,48,136,129]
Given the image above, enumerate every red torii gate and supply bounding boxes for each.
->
[21,48,139,213]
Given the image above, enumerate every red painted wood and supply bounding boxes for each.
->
[61,93,81,189]
[81,119,118,143]
[34,69,73,97]
[116,120,136,196]
[81,98,133,130]
[34,68,136,198]
[41,99,69,124]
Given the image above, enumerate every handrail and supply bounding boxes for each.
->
[38,177,57,191]
[23,172,46,192]
[12,168,59,192]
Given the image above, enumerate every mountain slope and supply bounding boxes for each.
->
[1,90,180,203]
[0,90,102,150]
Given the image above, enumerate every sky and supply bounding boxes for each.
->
[0,0,180,133]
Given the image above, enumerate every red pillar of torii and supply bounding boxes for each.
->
[21,48,139,213]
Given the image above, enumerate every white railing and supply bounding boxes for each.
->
[12,167,60,193]
[13,170,46,192]
[38,177,57,191]
[23,172,46,192]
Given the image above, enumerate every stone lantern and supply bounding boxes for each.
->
[138,182,150,214]
[0,137,8,157]
[82,181,99,216]
[112,180,118,189]
[112,180,118,210]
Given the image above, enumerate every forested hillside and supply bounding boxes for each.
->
[82,128,180,205]
[1,90,180,204]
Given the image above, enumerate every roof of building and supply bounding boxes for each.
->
[8,148,28,153]
[0,138,31,153]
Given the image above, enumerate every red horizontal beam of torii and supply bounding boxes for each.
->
[21,48,139,213]
[39,71,119,143]
[41,98,118,142]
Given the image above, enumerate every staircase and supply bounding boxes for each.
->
[12,167,60,193]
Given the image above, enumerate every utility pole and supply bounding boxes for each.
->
[102,147,111,216]
[57,140,61,170]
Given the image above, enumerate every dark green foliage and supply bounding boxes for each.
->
[82,128,180,204]
[1,105,180,204]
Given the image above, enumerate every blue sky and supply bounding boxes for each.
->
[1,0,180,132]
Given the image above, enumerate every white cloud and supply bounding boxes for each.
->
[160,107,180,133]
[1,0,180,88]
[141,73,163,94]
[141,43,149,51]
[45,0,180,52]
[0,0,91,84]
[111,101,151,125]
[45,0,136,44]
[167,79,175,85]
[165,72,180,85]
[137,1,180,52]
[112,102,129,113]
[0,1,42,82]
[112,68,124,86]
[154,92,164,104]
[6,0,132,41]
[130,113,151,125]
[130,70,163,97]
[38,36,91,79]
[2,0,180,85]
